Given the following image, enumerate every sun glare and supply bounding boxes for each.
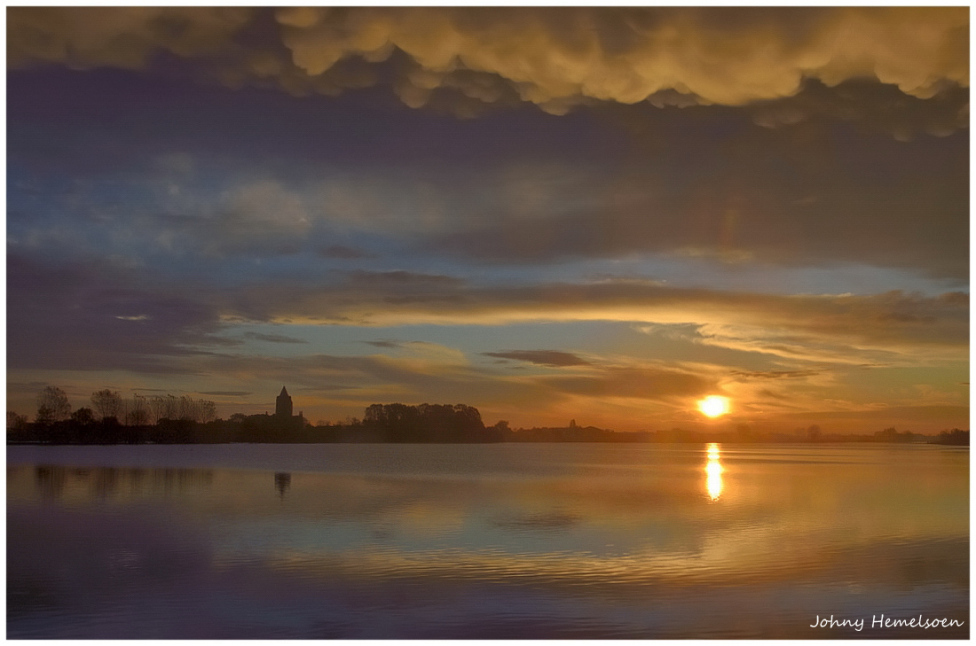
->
[698,396,730,418]
[705,442,724,500]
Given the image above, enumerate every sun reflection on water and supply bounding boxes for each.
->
[705,442,724,501]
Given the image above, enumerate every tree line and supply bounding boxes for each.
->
[9,386,217,429]
[7,386,969,446]
[7,388,504,445]
[362,403,489,442]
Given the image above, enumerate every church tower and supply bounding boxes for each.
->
[275,386,293,418]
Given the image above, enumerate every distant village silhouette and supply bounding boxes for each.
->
[7,385,969,446]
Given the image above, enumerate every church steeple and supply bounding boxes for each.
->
[275,386,293,418]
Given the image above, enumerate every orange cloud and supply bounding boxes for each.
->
[9,7,968,112]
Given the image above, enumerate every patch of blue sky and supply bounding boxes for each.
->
[403,249,964,296]
[533,253,966,296]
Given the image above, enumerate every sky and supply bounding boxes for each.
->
[6,6,970,433]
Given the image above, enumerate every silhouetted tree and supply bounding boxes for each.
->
[71,407,96,425]
[361,402,486,441]
[364,404,386,425]
[91,389,124,420]
[37,386,71,423]
[7,411,28,429]
[147,394,180,423]
[126,394,149,426]
[147,396,165,424]
[176,395,194,421]
[874,427,916,443]
[198,399,217,423]
[935,428,969,446]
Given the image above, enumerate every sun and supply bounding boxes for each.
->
[698,396,731,418]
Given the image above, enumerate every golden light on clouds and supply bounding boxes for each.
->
[7,7,968,112]
[698,396,731,418]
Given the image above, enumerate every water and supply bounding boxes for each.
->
[7,443,969,638]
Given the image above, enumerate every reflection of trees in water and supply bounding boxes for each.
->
[33,465,213,500]
[34,465,66,499]
[275,472,291,499]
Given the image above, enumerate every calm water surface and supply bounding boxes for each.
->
[7,443,969,638]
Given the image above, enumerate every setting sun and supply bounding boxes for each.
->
[698,396,731,418]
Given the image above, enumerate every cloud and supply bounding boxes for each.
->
[203,180,312,256]
[318,245,373,260]
[6,381,51,395]
[747,79,969,139]
[422,131,968,279]
[363,340,401,349]
[538,365,712,401]
[235,274,967,357]
[6,251,225,373]
[483,350,590,367]
[7,7,253,69]
[200,391,252,397]
[345,270,463,289]
[113,178,317,259]
[242,332,308,345]
[9,7,968,116]
[728,369,821,380]
[8,231,967,383]
[11,121,964,280]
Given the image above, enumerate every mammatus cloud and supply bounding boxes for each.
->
[8,7,968,115]
[746,79,969,138]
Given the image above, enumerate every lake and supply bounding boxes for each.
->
[7,443,969,638]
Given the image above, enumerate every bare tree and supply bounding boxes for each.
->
[197,399,217,423]
[91,389,124,420]
[177,395,198,421]
[147,394,214,424]
[37,386,71,423]
[163,395,178,420]
[147,396,162,424]
[127,394,149,426]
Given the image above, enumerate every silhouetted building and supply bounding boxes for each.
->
[275,386,293,418]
